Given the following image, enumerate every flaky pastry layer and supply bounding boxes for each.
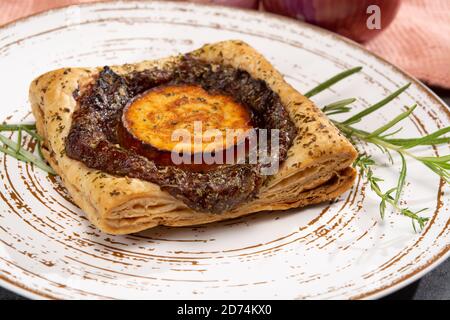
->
[30,40,357,234]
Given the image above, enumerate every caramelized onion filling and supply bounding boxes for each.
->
[66,57,297,213]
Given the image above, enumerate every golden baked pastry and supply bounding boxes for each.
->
[30,40,358,235]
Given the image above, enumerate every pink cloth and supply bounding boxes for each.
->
[0,0,449,88]
[365,0,450,88]
[0,0,100,26]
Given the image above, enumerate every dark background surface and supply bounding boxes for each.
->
[1,90,449,300]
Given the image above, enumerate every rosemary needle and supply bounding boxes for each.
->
[304,66,363,98]
[37,141,46,162]
[395,153,407,205]
[341,83,411,125]
[365,104,417,138]
[0,145,29,163]
[386,127,450,149]
[0,123,36,131]
[22,126,43,142]
[15,128,22,154]
[322,98,357,116]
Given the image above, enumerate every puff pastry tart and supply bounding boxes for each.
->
[30,40,358,235]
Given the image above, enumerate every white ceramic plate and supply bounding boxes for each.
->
[0,1,448,300]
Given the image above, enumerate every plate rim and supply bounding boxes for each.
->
[0,0,448,300]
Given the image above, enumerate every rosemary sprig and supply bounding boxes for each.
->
[333,122,450,184]
[310,66,449,231]
[355,155,429,232]
[0,124,55,174]
[332,122,450,149]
